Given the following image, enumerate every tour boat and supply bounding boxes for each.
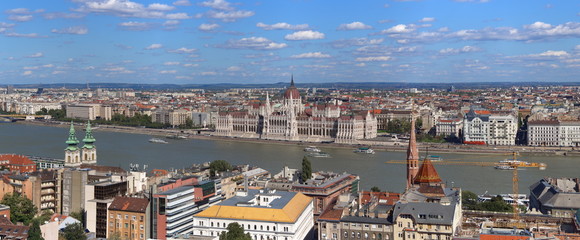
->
[353,147,375,154]
[149,138,169,144]
[307,152,330,158]
[303,146,321,152]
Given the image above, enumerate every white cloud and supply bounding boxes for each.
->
[198,23,220,31]
[218,37,287,50]
[183,63,199,67]
[201,71,217,76]
[439,45,481,55]
[338,22,372,30]
[163,20,180,26]
[199,0,233,11]
[534,50,569,57]
[356,63,366,67]
[52,71,65,75]
[355,56,392,62]
[22,71,33,76]
[381,24,415,34]
[160,70,177,74]
[330,38,384,48]
[8,15,33,22]
[118,21,153,31]
[204,10,254,22]
[42,64,54,68]
[284,30,325,40]
[419,17,435,23]
[173,0,191,6]
[168,47,197,54]
[165,13,191,19]
[43,12,84,19]
[51,26,89,35]
[256,22,310,30]
[75,0,191,19]
[144,43,163,50]
[4,32,44,38]
[291,52,331,59]
[226,66,242,71]
[147,3,174,11]
[26,52,44,58]
[163,61,180,66]
[525,21,552,30]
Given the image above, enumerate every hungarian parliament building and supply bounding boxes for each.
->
[214,79,377,143]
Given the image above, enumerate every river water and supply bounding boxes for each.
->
[1,123,578,195]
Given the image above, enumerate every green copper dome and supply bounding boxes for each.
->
[82,121,96,148]
[65,121,79,151]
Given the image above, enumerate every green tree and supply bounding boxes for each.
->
[370,186,381,192]
[69,209,85,227]
[60,222,87,240]
[47,109,66,120]
[35,108,48,115]
[479,195,513,212]
[28,220,44,240]
[301,156,312,183]
[1,193,37,225]
[461,190,479,209]
[219,222,252,240]
[209,160,233,177]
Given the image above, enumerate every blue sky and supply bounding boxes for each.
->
[0,0,579,84]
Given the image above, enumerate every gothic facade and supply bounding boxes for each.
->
[214,79,377,143]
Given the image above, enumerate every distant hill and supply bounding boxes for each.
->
[3,81,580,90]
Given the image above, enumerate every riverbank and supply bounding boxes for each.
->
[13,120,580,156]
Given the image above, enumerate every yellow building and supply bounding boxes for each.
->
[107,197,150,240]
[192,189,314,240]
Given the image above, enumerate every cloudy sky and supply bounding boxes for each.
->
[1,0,579,84]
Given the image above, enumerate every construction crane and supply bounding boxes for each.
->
[386,151,543,222]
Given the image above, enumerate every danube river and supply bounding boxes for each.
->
[1,123,578,194]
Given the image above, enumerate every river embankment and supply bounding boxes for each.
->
[14,120,580,157]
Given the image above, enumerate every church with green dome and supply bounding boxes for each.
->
[64,121,97,167]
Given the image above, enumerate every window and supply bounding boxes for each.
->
[132,215,136,220]
[125,214,128,219]
[140,224,144,230]
[124,223,128,228]
[110,214,113,218]
[333,233,337,239]
[117,214,121,219]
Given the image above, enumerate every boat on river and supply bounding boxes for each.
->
[149,138,168,144]
[353,147,375,154]
[307,152,330,158]
[166,134,187,140]
[304,146,321,152]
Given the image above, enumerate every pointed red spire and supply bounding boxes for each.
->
[406,107,419,189]
[413,157,442,184]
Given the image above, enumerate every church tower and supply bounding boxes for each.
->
[406,105,419,190]
[64,122,81,168]
[81,121,97,165]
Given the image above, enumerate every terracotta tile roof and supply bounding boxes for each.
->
[0,154,34,166]
[413,158,442,184]
[108,197,149,213]
[318,208,344,222]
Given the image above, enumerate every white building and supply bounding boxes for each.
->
[151,109,192,127]
[435,118,462,137]
[463,109,517,145]
[528,120,580,147]
[192,189,314,240]
[66,104,112,120]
